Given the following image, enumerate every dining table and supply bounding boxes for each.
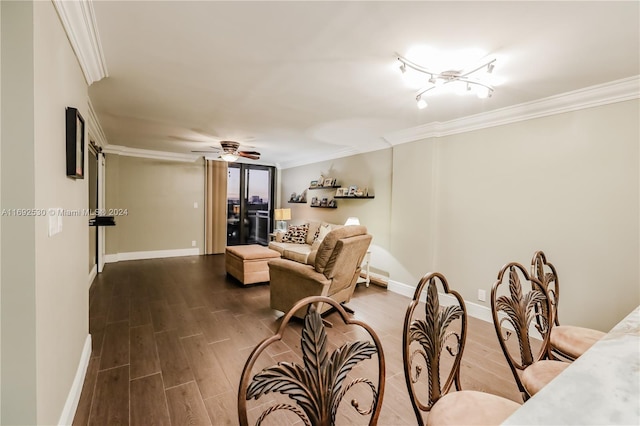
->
[502,304,640,425]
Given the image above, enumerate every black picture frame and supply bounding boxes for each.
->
[66,107,85,179]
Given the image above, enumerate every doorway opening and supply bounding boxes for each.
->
[226,163,275,246]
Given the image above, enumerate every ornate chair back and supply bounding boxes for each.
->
[490,262,556,398]
[238,296,385,426]
[530,250,560,327]
[402,272,467,425]
[530,250,605,361]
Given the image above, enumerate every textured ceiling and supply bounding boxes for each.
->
[88,1,640,168]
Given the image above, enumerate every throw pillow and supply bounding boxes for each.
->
[311,224,331,250]
[282,224,309,244]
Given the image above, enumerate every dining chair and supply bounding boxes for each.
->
[490,262,570,401]
[530,250,605,361]
[403,272,521,425]
[238,295,385,425]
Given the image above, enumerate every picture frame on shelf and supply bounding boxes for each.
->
[320,197,328,206]
[311,196,319,206]
[289,192,297,201]
[328,199,336,208]
[348,185,358,196]
[335,188,346,197]
[323,178,334,187]
[310,180,318,188]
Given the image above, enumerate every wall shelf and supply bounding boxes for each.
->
[310,205,337,209]
[334,196,375,199]
[288,201,306,204]
[309,185,340,190]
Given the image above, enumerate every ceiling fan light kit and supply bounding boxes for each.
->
[396,51,497,109]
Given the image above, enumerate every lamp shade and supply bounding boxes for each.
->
[274,208,291,221]
[344,217,360,226]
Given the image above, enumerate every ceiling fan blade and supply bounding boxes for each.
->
[238,152,260,160]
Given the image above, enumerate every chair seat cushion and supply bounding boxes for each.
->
[522,359,570,395]
[427,390,521,426]
[551,325,605,359]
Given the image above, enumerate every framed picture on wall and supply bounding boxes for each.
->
[66,107,85,179]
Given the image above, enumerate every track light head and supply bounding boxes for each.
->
[416,96,428,109]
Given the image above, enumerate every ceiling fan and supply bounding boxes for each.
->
[192,140,260,162]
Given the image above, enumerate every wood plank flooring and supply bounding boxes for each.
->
[73,254,522,425]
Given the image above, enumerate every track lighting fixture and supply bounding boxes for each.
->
[396,52,497,109]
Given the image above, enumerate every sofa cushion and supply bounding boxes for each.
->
[284,246,312,264]
[269,241,313,263]
[282,224,308,244]
[314,225,367,274]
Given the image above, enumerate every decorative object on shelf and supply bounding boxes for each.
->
[328,199,337,208]
[395,49,497,109]
[323,177,336,187]
[344,217,360,226]
[320,197,328,207]
[288,190,307,203]
[311,196,319,206]
[66,107,85,179]
[274,208,291,232]
[310,180,318,188]
[348,185,358,196]
[335,188,346,197]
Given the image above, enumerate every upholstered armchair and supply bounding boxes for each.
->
[268,225,372,319]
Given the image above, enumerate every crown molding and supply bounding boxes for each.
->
[52,0,108,85]
[383,76,640,145]
[102,145,200,163]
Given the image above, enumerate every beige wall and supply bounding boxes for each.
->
[390,100,639,331]
[280,149,393,277]
[105,155,205,255]
[1,1,90,423]
[33,1,90,423]
[1,2,37,423]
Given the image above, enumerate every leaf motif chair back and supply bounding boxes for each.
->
[238,296,385,426]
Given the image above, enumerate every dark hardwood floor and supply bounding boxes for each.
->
[73,254,522,425]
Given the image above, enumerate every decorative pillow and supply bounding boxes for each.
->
[282,224,309,244]
[311,224,331,250]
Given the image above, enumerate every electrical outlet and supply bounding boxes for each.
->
[192,240,196,247]
[477,289,486,302]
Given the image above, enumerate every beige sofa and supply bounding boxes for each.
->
[268,225,372,318]
[268,221,342,264]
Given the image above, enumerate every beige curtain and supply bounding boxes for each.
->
[205,160,228,254]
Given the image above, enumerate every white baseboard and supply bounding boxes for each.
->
[388,279,493,323]
[104,248,200,263]
[88,264,97,288]
[58,334,91,426]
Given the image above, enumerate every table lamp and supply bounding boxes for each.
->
[274,208,291,231]
[344,217,360,226]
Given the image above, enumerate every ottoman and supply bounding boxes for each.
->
[225,245,281,285]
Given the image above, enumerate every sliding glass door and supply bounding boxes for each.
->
[226,163,275,246]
